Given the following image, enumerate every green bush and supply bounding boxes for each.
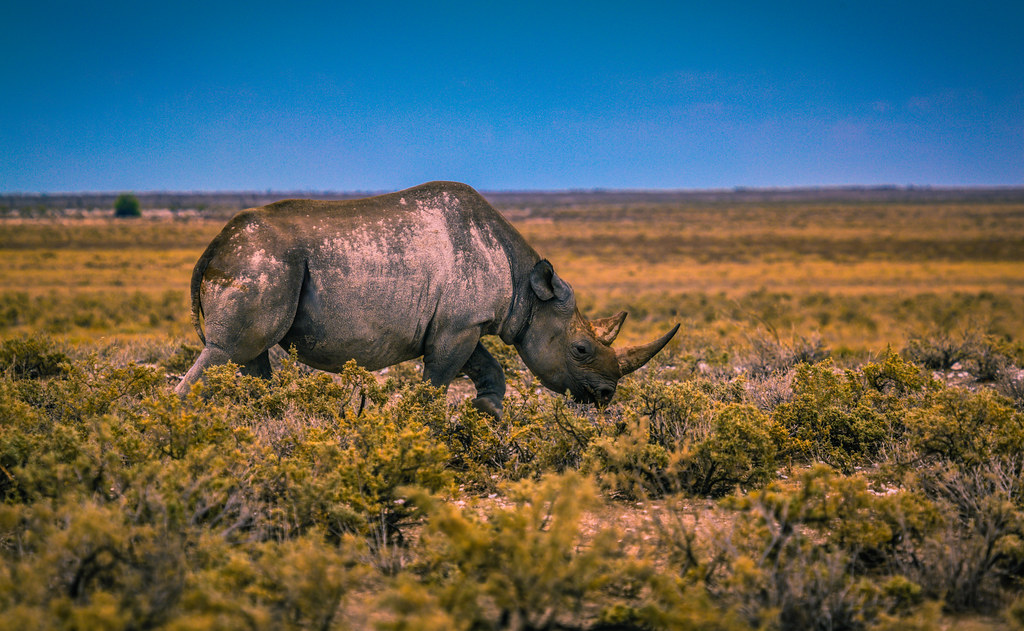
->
[398,473,629,630]
[418,381,617,489]
[159,341,202,374]
[0,500,189,629]
[904,460,1024,611]
[773,360,875,471]
[113,193,141,218]
[904,328,1018,381]
[714,467,943,630]
[741,330,830,379]
[175,533,368,630]
[418,397,507,489]
[997,369,1024,412]
[0,336,69,379]
[616,375,713,451]
[906,387,1024,467]
[672,403,785,497]
[178,359,453,540]
[859,348,932,396]
[903,330,972,370]
[6,328,1024,626]
[0,351,459,626]
[580,376,783,499]
[773,353,933,472]
[583,412,671,499]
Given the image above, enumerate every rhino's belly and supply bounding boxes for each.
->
[278,281,432,373]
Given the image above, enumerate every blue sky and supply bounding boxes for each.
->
[2,1,1022,192]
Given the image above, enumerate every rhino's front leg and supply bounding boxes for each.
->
[461,341,505,419]
[422,326,482,390]
[422,327,504,419]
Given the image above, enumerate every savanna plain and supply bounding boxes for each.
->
[2,193,1024,630]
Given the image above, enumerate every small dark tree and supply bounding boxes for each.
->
[114,193,142,218]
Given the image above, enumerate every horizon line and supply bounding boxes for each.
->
[4,183,1024,197]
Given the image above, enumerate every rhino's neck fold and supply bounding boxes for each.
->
[489,217,539,346]
[500,290,529,347]
[498,260,540,346]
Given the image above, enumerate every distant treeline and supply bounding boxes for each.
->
[3,186,1024,216]
[0,191,368,215]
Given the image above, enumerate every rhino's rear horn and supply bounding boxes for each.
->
[616,324,680,376]
[591,311,627,345]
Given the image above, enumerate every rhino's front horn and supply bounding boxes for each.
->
[616,324,681,376]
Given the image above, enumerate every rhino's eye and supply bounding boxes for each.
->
[571,341,592,359]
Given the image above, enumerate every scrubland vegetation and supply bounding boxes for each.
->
[2,197,1024,629]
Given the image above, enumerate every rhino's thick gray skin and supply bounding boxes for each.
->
[175,181,678,417]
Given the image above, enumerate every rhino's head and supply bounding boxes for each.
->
[516,260,680,406]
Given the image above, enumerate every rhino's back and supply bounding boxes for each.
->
[260,182,519,370]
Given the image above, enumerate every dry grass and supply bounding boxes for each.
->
[2,201,1023,355]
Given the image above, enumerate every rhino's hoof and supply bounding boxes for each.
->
[471,397,503,420]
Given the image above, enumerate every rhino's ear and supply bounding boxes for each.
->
[530,260,573,303]
[591,311,627,345]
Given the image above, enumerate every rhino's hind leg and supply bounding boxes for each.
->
[461,341,505,419]
[174,347,272,396]
[175,346,231,396]
[240,350,272,379]
[176,258,305,397]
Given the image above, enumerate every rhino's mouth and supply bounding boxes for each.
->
[572,383,616,407]
[540,375,616,408]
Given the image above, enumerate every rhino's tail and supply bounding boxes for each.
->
[189,242,218,346]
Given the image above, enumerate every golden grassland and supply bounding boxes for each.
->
[2,200,1022,351]
[4,199,1024,629]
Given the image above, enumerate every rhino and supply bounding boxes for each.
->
[175,181,678,417]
